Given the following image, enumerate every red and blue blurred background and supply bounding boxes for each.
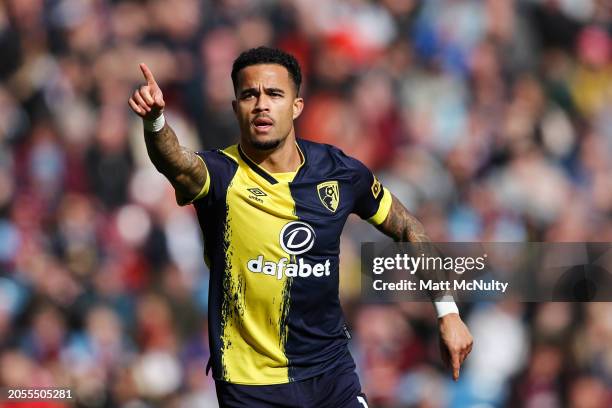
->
[1,0,611,407]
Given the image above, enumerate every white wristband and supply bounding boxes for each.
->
[143,113,165,132]
[434,298,459,318]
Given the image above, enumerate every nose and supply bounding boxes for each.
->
[254,94,270,112]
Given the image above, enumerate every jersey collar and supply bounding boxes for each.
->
[237,141,306,185]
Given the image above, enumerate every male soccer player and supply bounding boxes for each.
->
[128,47,473,407]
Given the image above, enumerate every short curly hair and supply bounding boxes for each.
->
[231,47,302,95]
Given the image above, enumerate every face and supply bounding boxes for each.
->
[232,64,304,151]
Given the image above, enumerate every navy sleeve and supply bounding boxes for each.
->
[335,151,390,224]
[187,150,238,207]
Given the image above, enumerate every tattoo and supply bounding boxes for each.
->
[376,194,450,301]
[144,123,207,202]
[377,194,430,243]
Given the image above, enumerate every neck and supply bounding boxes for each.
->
[240,133,301,173]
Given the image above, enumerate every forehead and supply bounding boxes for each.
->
[236,64,292,90]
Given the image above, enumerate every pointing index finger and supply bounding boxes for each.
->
[452,352,461,381]
[139,63,157,87]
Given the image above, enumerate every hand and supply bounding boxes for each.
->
[438,313,473,381]
[128,63,165,120]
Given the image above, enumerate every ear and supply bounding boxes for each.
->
[292,97,304,120]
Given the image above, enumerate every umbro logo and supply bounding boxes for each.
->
[247,188,267,204]
[247,188,267,197]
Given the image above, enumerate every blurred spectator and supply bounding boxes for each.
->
[1,0,612,407]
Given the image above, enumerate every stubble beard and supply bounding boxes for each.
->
[248,128,289,151]
[251,138,282,151]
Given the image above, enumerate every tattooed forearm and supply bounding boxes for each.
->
[377,194,450,301]
[377,194,430,243]
[144,123,207,200]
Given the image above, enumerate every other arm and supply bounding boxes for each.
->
[375,193,430,243]
[375,194,474,381]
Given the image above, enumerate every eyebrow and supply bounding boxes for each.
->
[266,88,285,94]
[239,87,286,96]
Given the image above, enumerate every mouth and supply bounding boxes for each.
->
[252,116,274,133]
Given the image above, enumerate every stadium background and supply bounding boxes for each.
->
[1,0,612,407]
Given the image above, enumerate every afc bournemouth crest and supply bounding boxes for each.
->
[317,181,340,213]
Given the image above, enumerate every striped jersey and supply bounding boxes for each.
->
[189,138,391,385]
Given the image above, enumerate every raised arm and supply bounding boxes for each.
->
[375,193,473,381]
[128,63,207,203]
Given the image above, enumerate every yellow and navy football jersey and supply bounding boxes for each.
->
[191,138,391,385]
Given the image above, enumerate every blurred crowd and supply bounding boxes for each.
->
[1,0,612,407]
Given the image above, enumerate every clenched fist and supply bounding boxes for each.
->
[128,63,165,120]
